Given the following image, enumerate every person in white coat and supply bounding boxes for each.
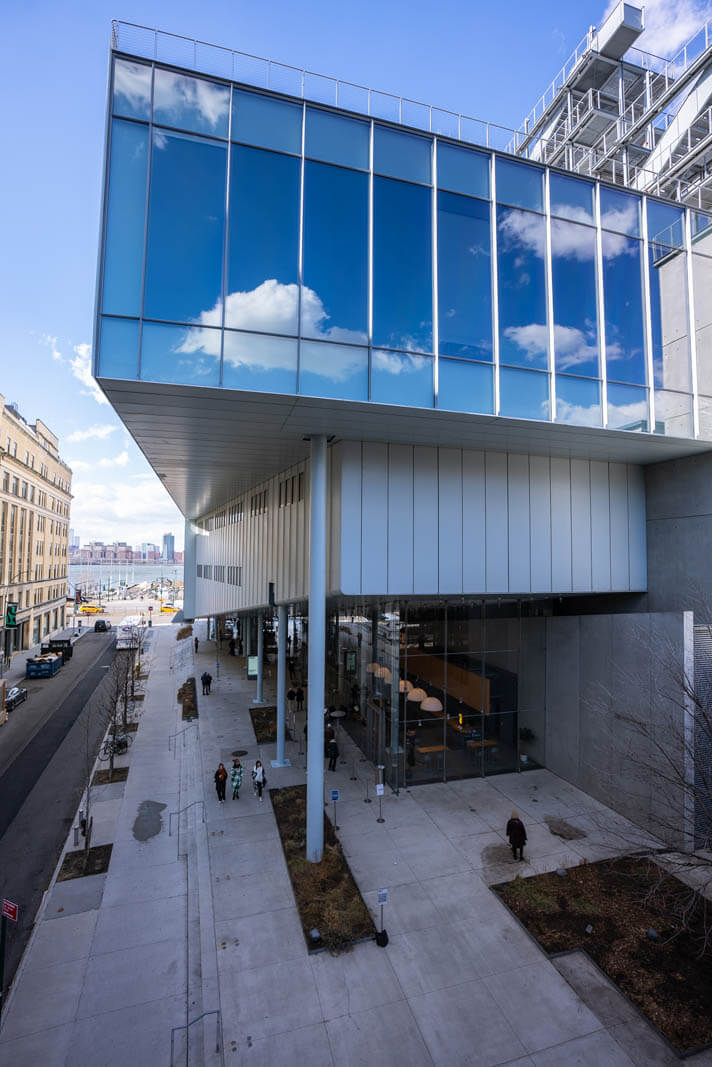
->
[252,759,267,801]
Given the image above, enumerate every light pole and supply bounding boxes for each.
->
[1,569,32,675]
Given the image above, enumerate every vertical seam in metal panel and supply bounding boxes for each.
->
[460,449,464,593]
[545,169,556,422]
[641,196,655,434]
[685,208,700,438]
[568,459,573,593]
[368,121,374,401]
[93,49,117,378]
[220,83,233,388]
[360,442,365,596]
[595,183,608,428]
[297,102,306,393]
[432,138,439,408]
[490,155,500,415]
[137,63,155,380]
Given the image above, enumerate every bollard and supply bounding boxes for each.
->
[363,777,371,804]
[350,759,357,781]
[73,825,79,847]
[376,765,385,823]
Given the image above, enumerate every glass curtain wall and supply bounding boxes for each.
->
[98,54,705,442]
[326,598,542,789]
[692,212,712,438]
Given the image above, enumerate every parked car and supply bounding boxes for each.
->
[5,686,28,711]
[80,604,102,615]
[94,619,112,632]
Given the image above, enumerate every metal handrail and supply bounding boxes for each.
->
[168,722,198,753]
[170,1009,223,1067]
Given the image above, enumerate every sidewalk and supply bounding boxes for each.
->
[1,621,710,1066]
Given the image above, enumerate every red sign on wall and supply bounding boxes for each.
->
[2,899,18,922]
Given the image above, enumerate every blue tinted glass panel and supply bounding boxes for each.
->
[373,177,433,352]
[227,146,300,335]
[438,192,492,359]
[223,331,297,393]
[112,59,151,120]
[497,206,547,369]
[647,200,684,249]
[654,389,693,437]
[372,351,434,407]
[551,218,599,377]
[299,341,368,400]
[692,210,712,238]
[602,233,646,384]
[141,322,220,386]
[98,317,139,379]
[648,247,691,390]
[549,173,594,223]
[103,120,148,317]
[374,127,431,184]
[153,69,229,138]
[438,359,493,413]
[495,158,543,212]
[437,143,489,199]
[556,375,601,427]
[499,367,550,420]
[145,131,226,323]
[302,162,368,343]
[607,383,648,431]
[232,91,301,154]
[600,187,641,236]
[305,109,369,169]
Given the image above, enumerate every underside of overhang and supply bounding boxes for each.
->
[98,377,712,519]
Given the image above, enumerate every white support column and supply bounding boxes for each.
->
[183,519,197,621]
[272,602,291,768]
[254,609,265,704]
[307,434,327,863]
[245,615,252,658]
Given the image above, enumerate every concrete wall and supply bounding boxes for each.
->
[645,450,712,624]
[339,441,647,597]
[540,611,692,848]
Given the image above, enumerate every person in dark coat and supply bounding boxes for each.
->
[214,763,228,803]
[506,811,527,861]
[326,736,339,772]
[194,636,199,654]
[228,637,236,656]
[324,723,335,757]
[296,687,304,713]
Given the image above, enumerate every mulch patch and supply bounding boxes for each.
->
[271,784,376,953]
[249,705,277,743]
[92,767,129,785]
[57,844,113,882]
[494,856,712,1055]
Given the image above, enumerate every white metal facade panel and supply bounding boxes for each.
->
[413,446,439,594]
[438,449,463,593]
[590,460,612,591]
[485,451,509,592]
[571,458,592,591]
[462,450,487,592]
[388,444,414,595]
[550,457,573,592]
[627,463,647,589]
[360,442,388,595]
[339,441,362,595]
[507,453,531,593]
[528,455,552,593]
[609,462,630,588]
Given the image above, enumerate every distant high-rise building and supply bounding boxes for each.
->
[162,532,175,562]
[69,528,80,549]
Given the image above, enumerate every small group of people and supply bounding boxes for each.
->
[287,687,305,713]
[200,671,213,695]
[213,759,267,803]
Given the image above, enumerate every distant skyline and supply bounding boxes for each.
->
[2,0,708,552]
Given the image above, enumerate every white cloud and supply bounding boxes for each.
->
[41,333,64,362]
[66,424,117,444]
[602,0,712,58]
[153,69,228,133]
[69,473,184,550]
[68,450,129,473]
[70,343,107,406]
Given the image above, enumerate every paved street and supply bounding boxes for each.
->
[0,630,116,997]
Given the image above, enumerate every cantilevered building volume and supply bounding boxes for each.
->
[95,4,712,858]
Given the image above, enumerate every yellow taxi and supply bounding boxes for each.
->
[79,603,102,615]
[160,603,176,613]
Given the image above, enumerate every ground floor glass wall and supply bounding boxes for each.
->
[325,599,543,790]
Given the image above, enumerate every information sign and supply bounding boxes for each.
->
[376,784,385,796]
[330,789,340,802]
[377,888,388,906]
[247,655,258,679]
[2,900,18,922]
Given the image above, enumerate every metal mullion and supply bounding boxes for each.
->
[641,196,656,433]
[219,84,233,387]
[93,51,118,380]
[490,155,500,415]
[544,170,556,422]
[368,120,374,401]
[432,139,439,407]
[297,103,306,394]
[684,208,700,437]
[594,183,608,427]
[136,63,156,381]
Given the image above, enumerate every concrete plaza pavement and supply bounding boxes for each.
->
[1,620,710,1066]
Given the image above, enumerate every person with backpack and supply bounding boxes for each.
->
[231,759,243,800]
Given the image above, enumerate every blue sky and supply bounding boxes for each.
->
[1,0,707,550]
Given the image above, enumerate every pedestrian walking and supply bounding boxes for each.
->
[205,672,213,694]
[214,762,228,803]
[231,759,243,800]
[201,671,210,695]
[194,636,199,653]
[327,736,339,772]
[252,760,267,801]
[324,722,335,757]
[229,637,236,656]
[506,811,527,861]
[296,686,304,713]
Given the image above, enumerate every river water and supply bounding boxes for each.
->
[69,562,184,596]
